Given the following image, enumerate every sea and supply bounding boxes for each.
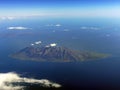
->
[0,17,120,90]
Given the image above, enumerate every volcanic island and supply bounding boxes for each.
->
[11,43,108,62]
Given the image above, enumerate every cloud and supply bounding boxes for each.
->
[30,41,57,47]
[35,41,42,45]
[46,24,62,27]
[0,17,6,20]
[80,26,100,30]
[0,72,61,90]
[80,27,88,30]
[63,29,69,32]
[89,27,100,30]
[55,24,61,27]
[50,43,57,47]
[0,16,15,20]
[46,24,54,26]
[7,17,15,20]
[31,43,35,46]
[30,41,42,46]
[7,27,31,30]
[45,43,57,47]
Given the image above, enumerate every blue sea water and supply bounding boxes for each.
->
[0,18,120,90]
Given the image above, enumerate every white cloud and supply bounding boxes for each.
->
[63,29,69,32]
[50,43,57,47]
[7,27,31,30]
[31,43,35,46]
[45,45,50,48]
[46,24,62,27]
[55,24,61,27]
[35,41,42,45]
[80,26,100,30]
[89,27,100,30]
[0,16,15,20]
[46,24,54,26]
[80,27,88,30]
[0,72,61,90]
[0,17,6,20]
[7,17,15,20]
[30,41,42,46]
[45,43,57,47]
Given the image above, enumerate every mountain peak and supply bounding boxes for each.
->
[11,46,108,62]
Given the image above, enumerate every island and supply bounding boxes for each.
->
[10,45,108,62]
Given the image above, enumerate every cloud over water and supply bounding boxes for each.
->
[0,72,61,90]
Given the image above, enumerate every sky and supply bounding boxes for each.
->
[0,0,120,18]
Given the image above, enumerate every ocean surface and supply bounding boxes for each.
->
[0,18,120,90]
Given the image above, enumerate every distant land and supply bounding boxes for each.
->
[11,44,108,62]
